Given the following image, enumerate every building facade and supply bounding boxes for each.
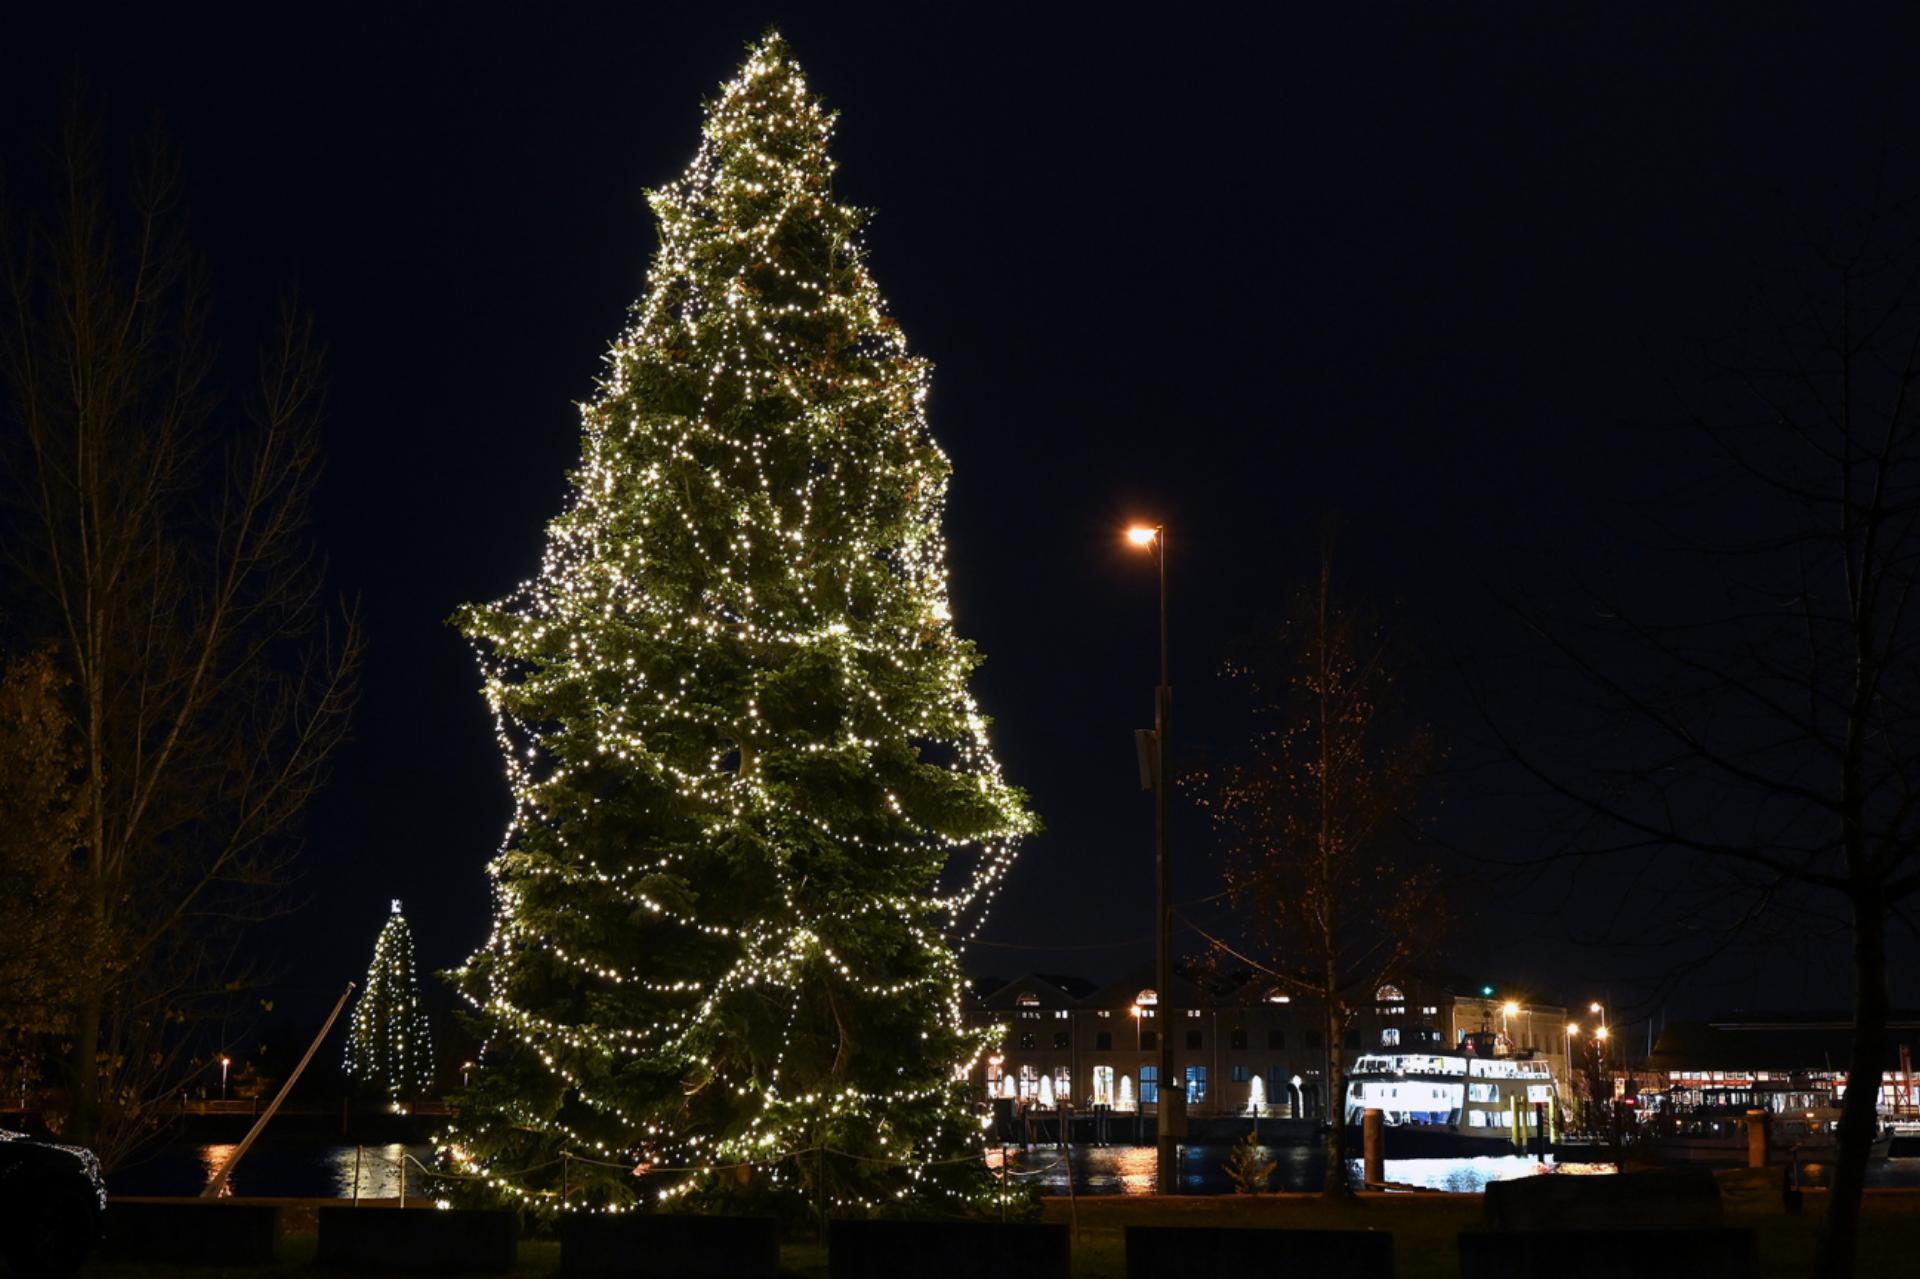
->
[967,969,1571,1119]
[970,971,1326,1118]
[1646,1012,1920,1121]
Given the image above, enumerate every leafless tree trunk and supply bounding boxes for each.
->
[1494,204,1920,1278]
[0,99,361,1166]
[1190,554,1443,1198]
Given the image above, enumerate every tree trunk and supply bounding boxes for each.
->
[1322,990,1348,1196]
[1816,893,1889,1279]
[66,986,102,1146]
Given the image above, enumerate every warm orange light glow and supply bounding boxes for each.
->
[1589,1001,1603,1014]
[1566,1023,1579,1036]
[1502,1001,1520,1016]
[1594,1026,1609,1041]
[1125,525,1158,547]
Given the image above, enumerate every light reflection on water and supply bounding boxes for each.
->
[989,1144,1615,1195]
[109,1142,1920,1197]
[115,1143,431,1199]
[330,1144,418,1199]
[196,1143,237,1196]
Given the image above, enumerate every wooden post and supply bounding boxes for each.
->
[1062,1137,1078,1246]
[1745,1108,1770,1168]
[1362,1108,1385,1188]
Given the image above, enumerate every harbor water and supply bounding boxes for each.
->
[106,1140,1920,1198]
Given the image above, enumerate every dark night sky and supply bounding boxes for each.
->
[8,3,1919,1042]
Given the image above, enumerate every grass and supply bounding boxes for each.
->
[70,1189,1920,1278]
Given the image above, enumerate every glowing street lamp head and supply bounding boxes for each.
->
[1589,1001,1603,1014]
[1125,525,1158,547]
[1566,1023,1579,1037]
[1594,1025,1609,1041]
[1502,1001,1520,1017]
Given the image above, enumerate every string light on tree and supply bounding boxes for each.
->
[436,30,1034,1215]
[345,899,435,1103]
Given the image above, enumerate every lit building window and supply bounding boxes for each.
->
[1016,992,1040,1007]
[1381,1028,1401,1047]
[1136,989,1158,1006]
[1375,984,1405,1003]
[1186,1066,1208,1103]
[1141,1066,1160,1104]
[1092,1065,1115,1106]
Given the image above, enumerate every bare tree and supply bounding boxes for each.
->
[1496,203,1920,1278]
[0,647,91,1067]
[1189,556,1443,1196]
[0,101,362,1166]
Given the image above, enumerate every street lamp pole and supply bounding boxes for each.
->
[1128,523,1178,1192]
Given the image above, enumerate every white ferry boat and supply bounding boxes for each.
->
[1343,1034,1559,1154]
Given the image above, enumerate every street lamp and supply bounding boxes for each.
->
[1125,522,1177,1192]
[219,1056,231,1100]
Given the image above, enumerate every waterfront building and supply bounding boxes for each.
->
[1644,1011,1920,1122]
[971,969,1324,1119]
[967,968,1572,1121]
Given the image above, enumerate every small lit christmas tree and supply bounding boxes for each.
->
[345,900,435,1101]
[440,32,1032,1214]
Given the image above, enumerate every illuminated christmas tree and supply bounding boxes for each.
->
[439,33,1032,1215]
[345,900,435,1101]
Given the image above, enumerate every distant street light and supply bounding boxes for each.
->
[1124,521,1176,1193]
[220,1056,231,1100]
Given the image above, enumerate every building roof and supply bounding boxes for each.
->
[1032,972,1099,1001]
[1083,963,1221,1011]
[975,973,1086,1011]
[1649,1012,1920,1073]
